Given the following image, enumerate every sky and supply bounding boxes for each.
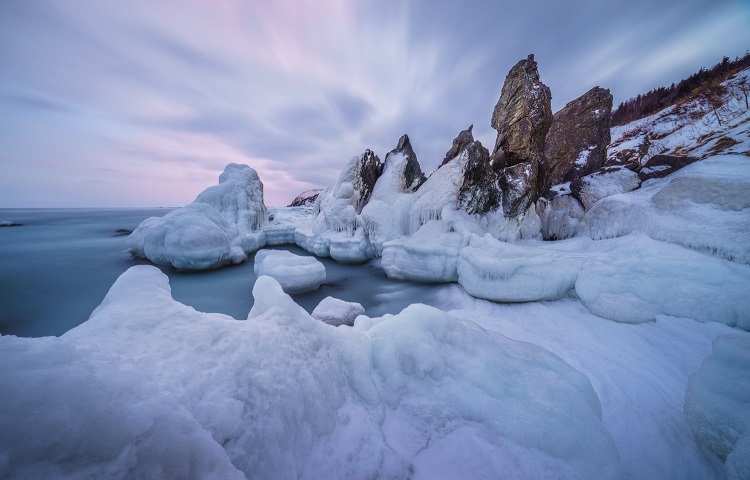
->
[1,0,749,207]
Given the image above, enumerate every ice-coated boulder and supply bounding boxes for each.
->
[579,155,750,264]
[637,154,698,182]
[490,54,552,218]
[685,334,750,480]
[253,250,326,294]
[570,165,641,210]
[287,189,323,207]
[1,265,619,479]
[127,163,268,270]
[536,194,585,240]
[311,297,365,326]
[127,203,246,270]
[543,86,613,192]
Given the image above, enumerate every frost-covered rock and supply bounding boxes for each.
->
[637,154,698,181]
[11,266,617,479]
[127,203,246,270]
[127,163,267,270]
[490,54,552,218]
[685,334,750,480]
[536,194,585,240]
[254,250,325,294]
[311,297,365,326]
[570,165,641,210]
[579,155,750,264]
[288,189,323,207]
[544,86,613,191]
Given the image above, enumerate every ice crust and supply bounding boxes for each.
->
[253,250,326,294]
[685,334,750,480]
[127,164,267,270]
[579,155,750,264]
[311,296,365,326]
[0,266,622,479]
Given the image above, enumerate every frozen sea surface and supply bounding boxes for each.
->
[0,209,439,337]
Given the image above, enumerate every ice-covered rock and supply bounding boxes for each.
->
[536,194,585,240]
[637,154,698,181]
[288,189,323,207]
[14,266,617,479]
[457,234,589,302]
[0,220,22,227]
[685,334,750,480]
[579,155,750,264]
[254,250,326,294]
[127,163,268,270]
[311,297,365,326]
[490,54,552,218]
[263,206,314,246]
[574,234,750,326]
[127,203,246,270]
[543,86,613,191]
[570,165,641,210]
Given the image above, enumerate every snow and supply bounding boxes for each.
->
[253,249,326,294]
[575,147,592,166]
[1,266,627,479]
[685,334,750,480]
[579,155,750,264]
[311,296,365,326]
[128,164,268,269]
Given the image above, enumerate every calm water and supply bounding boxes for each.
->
[0,208,440,337]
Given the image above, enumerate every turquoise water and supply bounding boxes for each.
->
[0,208,439,337]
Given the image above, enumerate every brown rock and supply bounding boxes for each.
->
[489,54,552,217]
[637,154,698,181]
[441,125,475,167]
[543,86,613,193]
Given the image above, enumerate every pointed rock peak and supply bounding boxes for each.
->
[441,125,478,167]
[387,133,426,192]
[354,149,383,212]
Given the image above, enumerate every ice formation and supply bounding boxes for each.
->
[571,166,641,210]
[0,266,624,479]
[128,164,268,269]
[579,155,750,264]
[311,297,365,326]
[253,250,326,294]
[685,334,750,480]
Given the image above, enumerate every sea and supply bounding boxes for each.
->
[0,208,440,337]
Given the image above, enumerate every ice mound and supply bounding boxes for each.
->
[572,166,641,211]
[579,155,750,264]
[128,163,268,270]
[1,266,622,479]
[575,235,750,326]
[685,334,750,480]
[537,194,585,240]
[311,297,365,326]
[126,203,246,270]
[458,235,590,302]
[254,250,326,294]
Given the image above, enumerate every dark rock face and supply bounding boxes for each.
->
[441,125,475,167]
[288,189,324,207]
[637,154,698,181]
[457,140,497,214]
[543,86,613,192]
[354,149,383,212]
[387,134,426,192]
[489,54,552,217]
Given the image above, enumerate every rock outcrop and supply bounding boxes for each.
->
[387,134,426,192]
[353,149,384,212]
[441,125,475,167]
[543,86,613,192]
[637,154,698,182]
[288,189,323,207]
[489,54,552,217]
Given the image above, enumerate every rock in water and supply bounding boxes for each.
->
[490,54,552,217]
[254,250,326,294]
[288,189,323,207]
[543,86,613,192]
[311,297,365,326]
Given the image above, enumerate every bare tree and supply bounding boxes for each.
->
[736,76,749,110]
[698,83,727,126]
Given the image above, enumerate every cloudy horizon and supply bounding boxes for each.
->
[1,0,748,207]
